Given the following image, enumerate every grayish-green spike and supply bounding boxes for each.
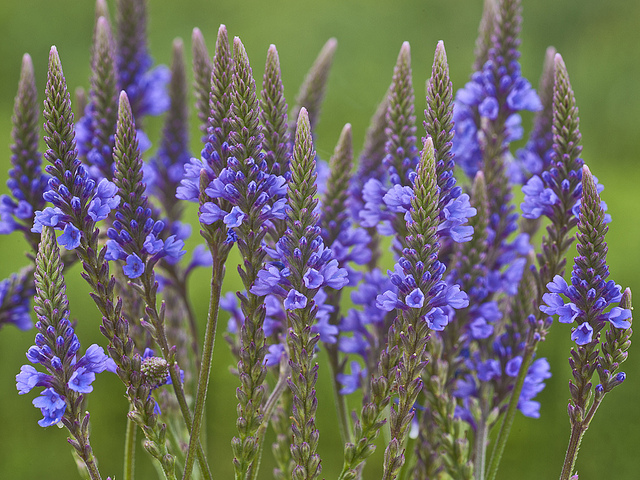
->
[473,0,498,71]
[192,27,212,139]
[322,123,353,244]
[290,38,337,135]
[261,44,290,176]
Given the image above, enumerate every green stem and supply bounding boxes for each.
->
[559,396,604,480]
[559,422,586,480]
[248,362,291,480]
[82,454,103,480]
[124,414,137,480]
[168,266,202,375]
[140,271,212,480]
[486,339,537,480]
[182,254,226,480]
[474,408,489,480]
[327,344,353,444]
[398,436,416,480]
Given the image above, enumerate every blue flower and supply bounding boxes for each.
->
[337,361,367,395]
[199,202,226,225]
[540,293,580,323]
[67,367,96,394]
[123,253,145,279]
[143,234,164,255]
[376,290,400,312]
[303,268,324,289]
[57,224,81,250]
[32,207,64,233]
[405,288,425,309]
[223,206,245,228]
[284,289,307,310]
[0,269,34,330]
[479,96,499,119]
[32,388,66,427]
[521,175,558,219]
[426,307,449,331]
[469,317,494,340]
[571,322,594,345]
[162,235,186,260]
[518,358,551,418]
[16,365,49,394]
[607,307,632,329]
[264,343,286,367]
[476,359,501,382]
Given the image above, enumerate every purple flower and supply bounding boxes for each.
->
[426,307,449,331]
[383,184,415,213]
[123,253,145,279]
[143,234,164,255]
[505,357,523,377]
[75,344,111,373]
[571,322,594,345]
[476,359,501,382]
[607,307,632,329]
[0,269,35,331]
[314,316,339,344]
[68,367,96,394]
[479,97,499,119]
[199,202,226,225]
[264,343,286,367]
[177,158,211,202]
[32,207,64,233]
[469,317,494,339]
[303,268,324,289]
[32,388,66,427]
[16,365,49,394]
[319,259,349,289]
[162,235,186,260]
[521,175,558,219]
[57,224,81,250]
[377,290,400,312]
[405,288,425,308]
[337,361,366,395]
[284,289,307,310]
[540,293,580,324]
[105,239,126,261]
[223,206,245,228]
[250,265,286,297]
[506,78,542,112]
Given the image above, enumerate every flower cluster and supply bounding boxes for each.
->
[0,54,48,240]
[16,227,111,429]
[541,166,631,345]
[32,47,121,251]
[106,92,185,278]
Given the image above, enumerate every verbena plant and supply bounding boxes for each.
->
[1,0,632,479]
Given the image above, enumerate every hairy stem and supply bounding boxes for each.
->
[182,253,227,480]
[486,339,537,480]
[124,413,137,480]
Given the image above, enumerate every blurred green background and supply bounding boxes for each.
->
[1,0,639,478]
